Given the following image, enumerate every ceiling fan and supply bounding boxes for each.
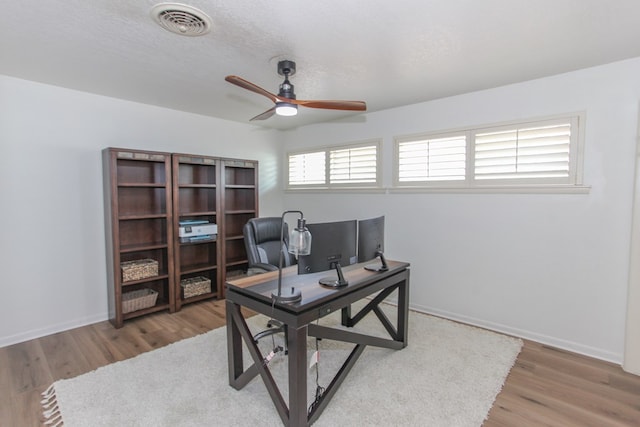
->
[225,60,367,121]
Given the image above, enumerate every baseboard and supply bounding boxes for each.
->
[1,303,623,367]
[0,312,109,348]
[410,303,622,365]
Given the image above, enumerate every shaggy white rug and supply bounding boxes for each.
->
[42,305,521,426]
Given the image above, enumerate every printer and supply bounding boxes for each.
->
[179,221,217,241]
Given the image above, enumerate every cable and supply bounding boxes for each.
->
[308,314,325,415]
[261,296,283,366]
[270,297,277,350]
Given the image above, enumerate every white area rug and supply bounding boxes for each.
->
[42,305,522,426]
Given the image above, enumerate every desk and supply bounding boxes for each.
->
[225,259,410,426]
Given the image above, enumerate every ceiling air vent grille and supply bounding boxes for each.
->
[151,3,211,37]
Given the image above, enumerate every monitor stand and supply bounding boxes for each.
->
[319,263,349,288]
[364,251,389,272]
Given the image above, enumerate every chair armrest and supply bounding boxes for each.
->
[247,263,279,276]
[254,263,279,271]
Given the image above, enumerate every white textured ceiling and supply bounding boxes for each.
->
[2,0,640,130]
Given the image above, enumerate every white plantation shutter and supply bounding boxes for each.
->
[287,140,380,189]
[397,134,466,182]
[395,115,582,188]
[329,145,378,184]
[475,120,572,181]
[288,151,325,186]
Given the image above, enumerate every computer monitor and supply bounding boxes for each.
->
[297,220,358,274]
[357,215,385,263]
[358,215,388,272]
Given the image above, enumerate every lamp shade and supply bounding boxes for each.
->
[274,211,311,303]
[288,218,312,256]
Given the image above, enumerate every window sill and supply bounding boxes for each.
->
[285,185,591,195]
[388,184,591,194]
[285,187,387,194]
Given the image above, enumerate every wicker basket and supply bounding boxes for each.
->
[122,288,158,313]
[121,259,159,282]
[181,276,211,299]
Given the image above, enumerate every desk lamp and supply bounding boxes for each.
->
[273,210,312,303]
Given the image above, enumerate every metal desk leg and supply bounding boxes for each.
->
[398,272,410,347]
[287,325,308,426]
[341,304,352,326]
[226,299,244,385]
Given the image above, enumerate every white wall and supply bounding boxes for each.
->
[0,75,282,347]
[3,57,640,365]
[282,58,640,363]
[625,147,640,375]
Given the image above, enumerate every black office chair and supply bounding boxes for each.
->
[242,217,294,350]
[243,217,296,275]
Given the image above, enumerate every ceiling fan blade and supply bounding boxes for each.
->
[225,75,280,103]
[250,107,276,121]
[293,99,367,111]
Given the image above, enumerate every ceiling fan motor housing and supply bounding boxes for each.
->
[279,81,295,99]
[277,60,296,99]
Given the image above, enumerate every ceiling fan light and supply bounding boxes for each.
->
[275,102,298,116]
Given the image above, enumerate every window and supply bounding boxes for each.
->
[329,145,378,184]
[394,114,583,188]
[474,120,572,181]
[287,140,381,189]
[397,133,467,183]
[288,151,325,186]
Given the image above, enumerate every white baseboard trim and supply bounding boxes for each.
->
[410,303,622,365]
[1,302,623,367]
[0,312,109,348]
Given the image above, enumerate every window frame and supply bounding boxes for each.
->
[393,113,586,190]
[286,139,382,190]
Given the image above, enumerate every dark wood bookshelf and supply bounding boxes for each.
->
[220,159,258,295]
[172,154,221,311]
[103,148,175,328]
[104,148,258,326]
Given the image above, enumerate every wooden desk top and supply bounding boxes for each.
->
[226,259,410,313]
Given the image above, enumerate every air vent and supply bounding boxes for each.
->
[151,3,212,37]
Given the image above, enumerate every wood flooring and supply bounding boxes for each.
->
[1,299,639,426]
